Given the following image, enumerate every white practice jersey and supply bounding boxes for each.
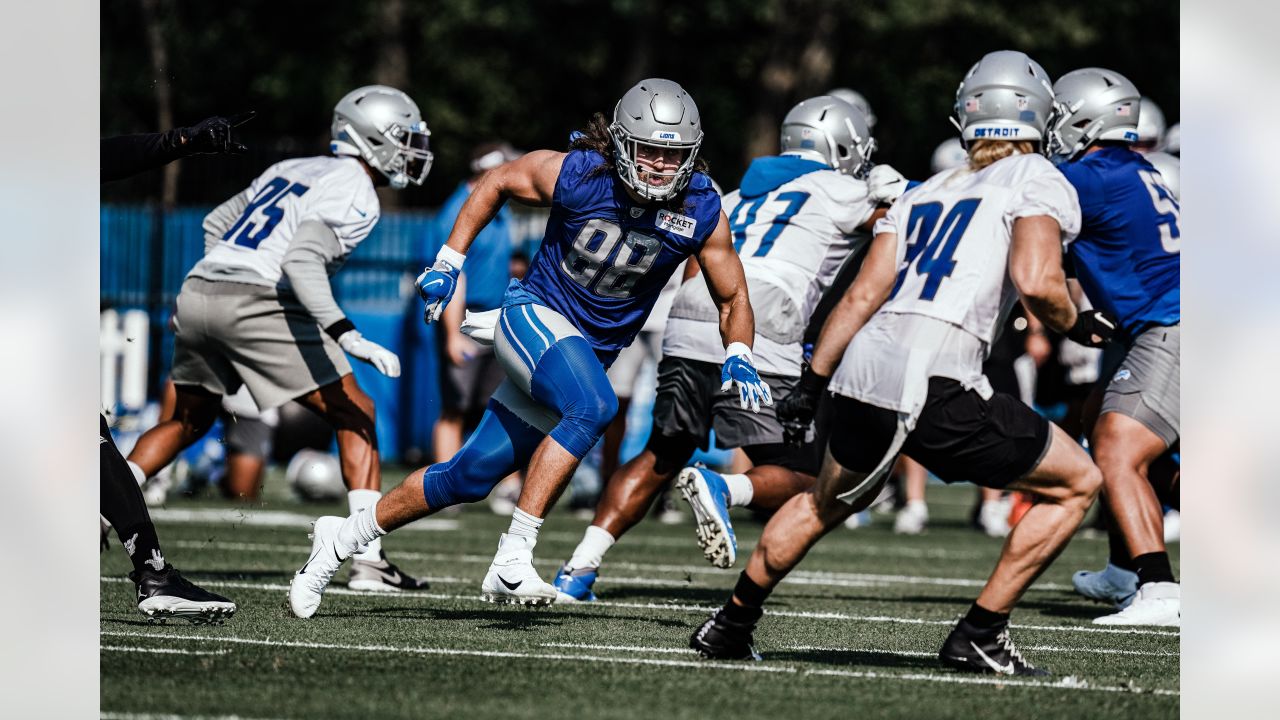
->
[663,168,876,376]
[188,156,380,285]
[830,152,1081,418]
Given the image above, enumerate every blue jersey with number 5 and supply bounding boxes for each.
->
[510,149,721,354]
[1059,147,1180,336]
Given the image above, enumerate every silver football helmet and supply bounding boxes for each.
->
[827,87,877,129]
[330,85,433,189]
[930,137,968,174]
[610,78,704,201]
[1135,97,1167,151]
[1144,151,1180,201]
[952,50,1055,143]
[779,95,875,177]
[1162,122,1180,156]
[1047,68,1141,159]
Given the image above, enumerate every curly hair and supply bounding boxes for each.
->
[568,112,710,211]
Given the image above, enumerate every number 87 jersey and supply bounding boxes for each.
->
[516,149,723,355]
[878,153,1081,346]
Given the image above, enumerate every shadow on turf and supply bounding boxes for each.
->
[765,647,938,670]
[895,593,1104,620]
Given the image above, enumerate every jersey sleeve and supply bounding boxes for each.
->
[552,150,600,210]
[1007,167,1082,245]
[873,190,908,236]
[308,164,381,252]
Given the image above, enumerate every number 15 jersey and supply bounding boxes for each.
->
[878,152,1081,346]
[512,149,722,355]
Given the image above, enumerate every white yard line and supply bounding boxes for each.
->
[540,642,695,654]
[101,713,285,720]
[101,645,230,656]
[98,630,1176,696]
[786,644,1179,658]
[161,539,1068,592]
[149,508,457,532]
[98,576,1180,638]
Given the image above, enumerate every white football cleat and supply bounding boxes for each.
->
[1093,581,1180,626]
[480,534,558,606]
[288,516,353,619]
[894,500,928,535]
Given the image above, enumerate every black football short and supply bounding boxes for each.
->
[828,377,1051,489]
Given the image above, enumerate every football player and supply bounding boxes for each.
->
[125,85,432,592]
[690,51,1115,676]
[287,79,768,617]
[1047,68,1181,625]
[101,112,252,622]
[552,95,907,600]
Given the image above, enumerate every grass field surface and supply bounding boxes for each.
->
[100,476,1178,720]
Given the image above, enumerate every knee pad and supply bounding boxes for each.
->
[645,427,700,476]
[530,337,618,459]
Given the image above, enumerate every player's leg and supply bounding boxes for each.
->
[557,355,713,599]
[893,457,930,534]
[288,390,546,617]
[692,395,900,660]
[101,415,235,623]
[125,383,221,482]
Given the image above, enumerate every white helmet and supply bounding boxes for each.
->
[930,137,968,173]
[827,87,877,129]
[610,78,704,201]
[1161,122,1180,156]
[330,85,433,189]
[1134,97,1166,152]
[779,95,875,177]
[1144,151,1180,201]
[286,449,344,502]
[952,50,1055,143]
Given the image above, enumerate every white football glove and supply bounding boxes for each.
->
[337,330,401,378]
[868,164,908,204]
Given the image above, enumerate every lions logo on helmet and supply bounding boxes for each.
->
[287,449,345,502]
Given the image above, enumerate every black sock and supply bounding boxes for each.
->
[100,415,167,575]
[1132,552,1175,586]
[117,522,166,576]
[1108,528,1135,571]
[720,572,771,625]
[964,602,1010,631]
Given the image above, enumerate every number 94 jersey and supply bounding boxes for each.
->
[515,149,722,354]
[877,153,1081,346]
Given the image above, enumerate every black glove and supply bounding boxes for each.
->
[176,111,256,155]
[1066,309,1119,348]
[776,363,830,448]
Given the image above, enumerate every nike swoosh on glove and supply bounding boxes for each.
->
[417,260,460,324]
[721,350,773,413]
[1066,309,1120,348]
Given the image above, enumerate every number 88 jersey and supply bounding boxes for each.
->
[877,153,1081,346]
[515,149,722,354]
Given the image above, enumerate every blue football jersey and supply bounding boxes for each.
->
[509,149,722,354]
[1059,146,1180,336]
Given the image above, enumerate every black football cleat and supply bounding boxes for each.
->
[690,611,762,661]
[130,564,237,624]
[939,618,1048,676]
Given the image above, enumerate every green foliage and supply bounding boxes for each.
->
[102,0,1177,205]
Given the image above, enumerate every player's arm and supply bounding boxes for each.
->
[775,230,899,444]
[1008,217,1115,347]
[202,189,251,253]
[418,150,565,323]
[697,211,771,411]
[281,221,400,377]
[100,112,254,183]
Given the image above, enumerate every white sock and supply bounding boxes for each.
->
[507,507,544,539]
[723,473,754,508]
[339,506,386,556]
[347,490,383,560]
[126,460,147,487]
[567,525,616,571]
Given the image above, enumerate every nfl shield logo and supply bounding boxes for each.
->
[629,207,644,218]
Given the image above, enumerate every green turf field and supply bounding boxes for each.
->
[100,474,1179,720]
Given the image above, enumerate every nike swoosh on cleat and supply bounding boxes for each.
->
[298,547,323,575]
[498,575,522,591]
[970,642,1016,674]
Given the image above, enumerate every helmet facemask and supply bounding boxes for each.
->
[610,122,702,202]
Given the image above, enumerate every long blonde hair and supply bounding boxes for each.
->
[967,139,1037,171]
